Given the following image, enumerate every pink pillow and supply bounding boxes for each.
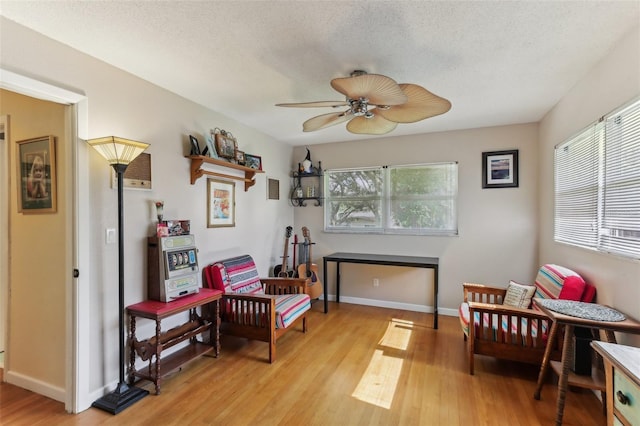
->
[558,276,586,301]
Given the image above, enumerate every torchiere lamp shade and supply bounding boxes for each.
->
[87,136,149,165]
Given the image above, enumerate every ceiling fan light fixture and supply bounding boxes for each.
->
[277,70,451,134]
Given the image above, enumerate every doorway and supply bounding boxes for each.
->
[0,70,89,413]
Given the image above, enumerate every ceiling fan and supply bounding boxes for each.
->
[276,70,451,135]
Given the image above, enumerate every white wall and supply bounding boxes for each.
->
[1,17,295,407]
[539,26,640,345]
[293,123,540,314]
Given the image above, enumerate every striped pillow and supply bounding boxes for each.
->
[222,255,265,295]
[532,264,582,310]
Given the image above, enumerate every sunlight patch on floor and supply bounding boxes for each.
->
[352,319,413,409]
[379,318,413,350]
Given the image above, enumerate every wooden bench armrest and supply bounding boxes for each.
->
[463,282,508,304]
[260,277,308,295]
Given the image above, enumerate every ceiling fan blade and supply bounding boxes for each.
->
[276,101,349,108]
[346,112,398,135]
[303,111,352,132]
[376,84,452,123]
[331,74,407,106]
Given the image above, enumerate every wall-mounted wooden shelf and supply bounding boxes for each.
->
[186,155,264,191]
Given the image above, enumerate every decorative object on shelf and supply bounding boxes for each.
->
[86,135,150,414]
[188,135,201,156]
[276,69,451,135]
[16,135,57,213]
[206,131,218,159]
[212,128,236,159]
[235,150,245,166]
[155,201,164,222]
[157,219,190,237]
[302,148,312,173]
[291,160,322,206]
[482,149,519,189]
[244,153,262,170]
[207,178,235,228]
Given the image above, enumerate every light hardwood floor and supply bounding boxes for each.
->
[0,302,605,425]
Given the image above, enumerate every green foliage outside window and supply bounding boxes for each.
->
[325,163,458,235]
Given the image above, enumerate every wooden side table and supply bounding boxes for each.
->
[532,298,640,425]
[126,288,222,394]
[592,341,640,425]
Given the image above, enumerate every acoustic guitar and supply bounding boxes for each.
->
[297,226,323,299]
[273,226,293,277]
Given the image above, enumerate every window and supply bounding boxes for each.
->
[324,163,458,235]
[554,98,640,259]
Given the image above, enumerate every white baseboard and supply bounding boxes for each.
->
[321,294,459,317]
[5,370,65,403]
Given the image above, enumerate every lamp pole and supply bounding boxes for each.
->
[88,137,149,414]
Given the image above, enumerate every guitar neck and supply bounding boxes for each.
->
[281,238,289,271]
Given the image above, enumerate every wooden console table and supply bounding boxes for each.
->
[126,288,222,394]
[533,298,640,425]
[322,252,439,329]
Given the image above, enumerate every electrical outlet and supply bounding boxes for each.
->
[373,278,379,287]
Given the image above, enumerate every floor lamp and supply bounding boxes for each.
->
[87,136,150,414]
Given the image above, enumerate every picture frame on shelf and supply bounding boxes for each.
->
[245,153,262,170]
[207,178,235,228]
[189,134,201,156]
[235,150,245,165]
[206,133,218,159]
[215,133,236,159]
[482,149,519,188]
[16,135,57,213]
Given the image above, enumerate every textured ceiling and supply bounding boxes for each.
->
[1,1,639,146]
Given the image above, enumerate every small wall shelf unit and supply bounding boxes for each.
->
[186,155,264,191]
[292,161,323,207]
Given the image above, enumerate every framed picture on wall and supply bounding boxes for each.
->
[16,135,57,213]
[207,178,235,227]
[482,149,519,189]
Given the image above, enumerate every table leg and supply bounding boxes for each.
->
[336,262,341,303]
[555,324,575,426]
[433,266,439,329]
[214,299,220,357]
[323,258,328,314]
[154,318,162,395]
[534,320,559,399]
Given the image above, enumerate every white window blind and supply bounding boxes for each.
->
[554,98,640,259]
[554,124,600,248]
[601,101,640,257]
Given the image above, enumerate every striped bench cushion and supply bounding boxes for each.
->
[275,294,311,329]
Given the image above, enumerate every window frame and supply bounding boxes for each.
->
[554,97,640,260]
[324,162,458,236]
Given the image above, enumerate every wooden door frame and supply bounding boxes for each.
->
[0,69,90,413]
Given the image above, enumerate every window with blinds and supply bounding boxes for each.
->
[554,98,640,259]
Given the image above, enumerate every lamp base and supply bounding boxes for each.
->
[92,382,149,415]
